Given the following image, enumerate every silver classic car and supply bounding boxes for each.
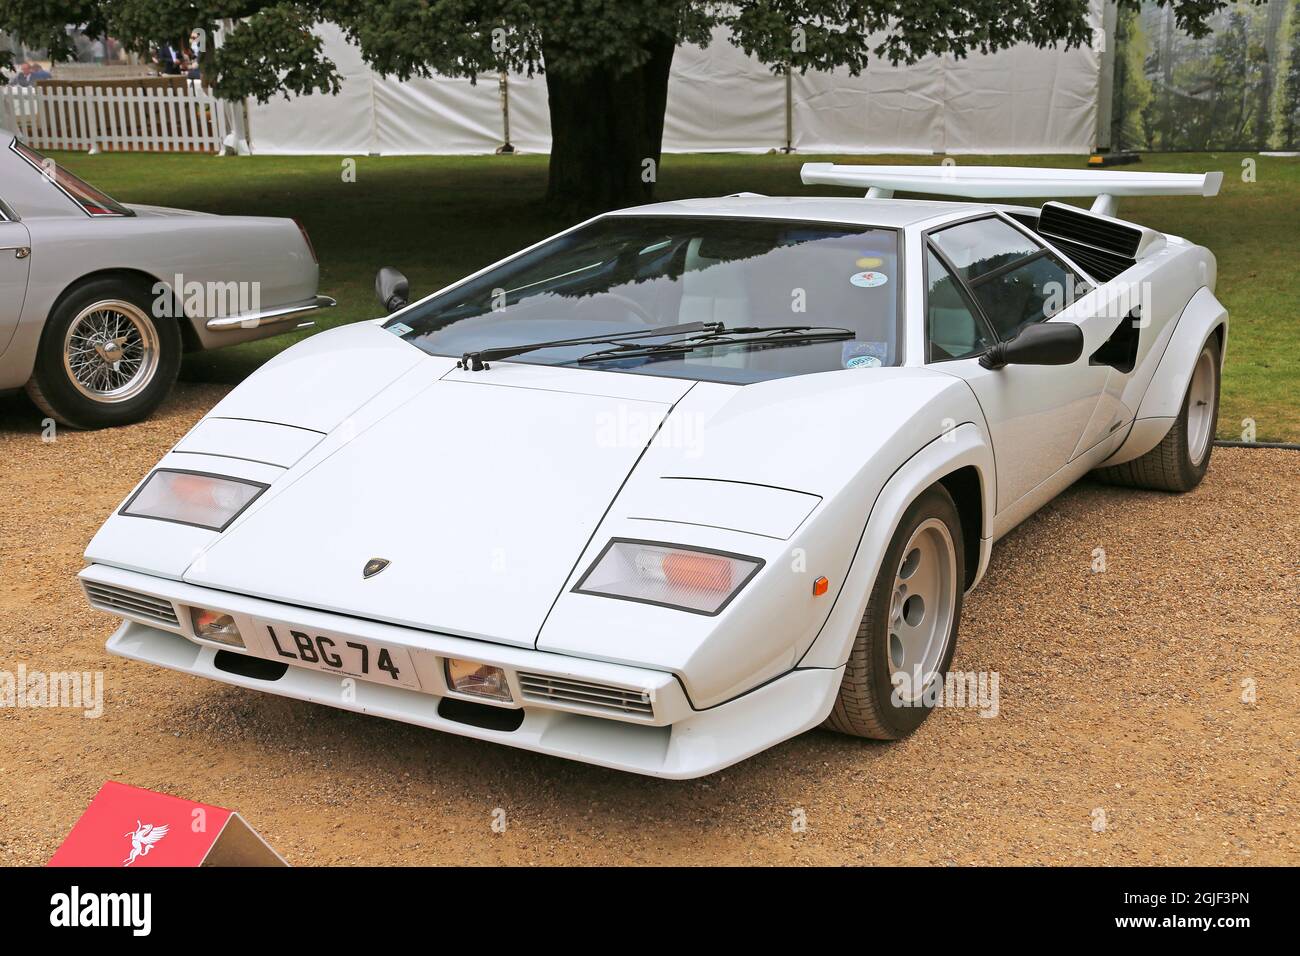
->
[0,128,334,428]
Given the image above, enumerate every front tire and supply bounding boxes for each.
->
[825,485,965,740]
[26,278,181,429]
[1094,335,1221,493]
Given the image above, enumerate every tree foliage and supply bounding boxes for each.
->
[1113,0,1285,151]
[1,1,1244,99]
[0,1,1256,207]
[1111,3,1154,151]
[1285,0,1300,144]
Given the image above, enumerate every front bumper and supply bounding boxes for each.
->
[83,564,841,778]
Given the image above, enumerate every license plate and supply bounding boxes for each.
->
[257,622,419,689]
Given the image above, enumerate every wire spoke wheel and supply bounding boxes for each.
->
[61,300,160,404]
[886,517,958,704]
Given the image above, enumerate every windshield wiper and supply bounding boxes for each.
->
[573,325,856,365]
[457,321,721,371]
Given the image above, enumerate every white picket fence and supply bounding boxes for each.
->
[0,84,230,153]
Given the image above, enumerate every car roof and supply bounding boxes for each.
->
[610,195,998,229]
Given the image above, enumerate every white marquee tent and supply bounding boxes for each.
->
[244,5,1104,156]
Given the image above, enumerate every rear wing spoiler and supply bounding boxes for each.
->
[800,163,1223,217]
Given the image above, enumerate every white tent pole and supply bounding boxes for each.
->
[217,20,250,155]
[367,69,379,155]
[227,97,250,155]
[783,67,793,153]
[497,71,515,154]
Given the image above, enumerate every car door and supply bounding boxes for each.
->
[923,215,1119,514]
[0,216,32,357]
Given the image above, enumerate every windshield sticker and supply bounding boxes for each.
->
[855,256,884,269]
[387,322,413,336]
[850,270,888,288]
[842,341,887,369]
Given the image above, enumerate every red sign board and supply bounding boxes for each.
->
[49,781,285,867]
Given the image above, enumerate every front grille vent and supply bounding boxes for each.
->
[517,672,654,717]
[84,583,180,628]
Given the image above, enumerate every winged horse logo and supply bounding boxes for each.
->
[123,820,169,866]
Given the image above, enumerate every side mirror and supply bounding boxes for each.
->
[980,322,1083,370]
[375,267,410,314]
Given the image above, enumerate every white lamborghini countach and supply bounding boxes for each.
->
[81,165,1227,777]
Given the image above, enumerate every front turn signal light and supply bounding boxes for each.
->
[191,607,244,647]
[445,658,512,703]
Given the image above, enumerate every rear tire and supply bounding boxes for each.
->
[25,278,180,429]
[824,485,965,740]
[1094,336,1220,493]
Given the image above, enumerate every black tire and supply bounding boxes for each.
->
[1093,336,1221,493]
[824,484,965,740]
[25,277,181,429]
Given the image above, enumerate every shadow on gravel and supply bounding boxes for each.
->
[164,676,901,819]
[0,391,45,432]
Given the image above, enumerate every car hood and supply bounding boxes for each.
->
[183,361,693,647]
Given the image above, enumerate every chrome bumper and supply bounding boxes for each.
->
[205,295,336,332]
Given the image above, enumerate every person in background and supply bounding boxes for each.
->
[154,41,182,75]
[186,30,204,80]
[6,61,51,86]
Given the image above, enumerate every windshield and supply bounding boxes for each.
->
[10,139,133,217]
[390,216,902,384]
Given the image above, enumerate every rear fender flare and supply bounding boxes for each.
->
[1105,286,1227,467]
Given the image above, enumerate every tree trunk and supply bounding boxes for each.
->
[543,33,675,214]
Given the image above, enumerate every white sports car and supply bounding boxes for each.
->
[81,164,1227,778]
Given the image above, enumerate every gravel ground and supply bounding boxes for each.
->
[1,384,1296,866]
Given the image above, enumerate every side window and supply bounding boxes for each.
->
[930,217,1040,282]
[931,216,1082,341]
[969,255,1076,340]
[926,248,994,362]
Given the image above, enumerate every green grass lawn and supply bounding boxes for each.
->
[48,148,1300,441]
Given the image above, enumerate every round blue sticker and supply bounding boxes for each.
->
[850,270,889,288]
[847,355,882,369]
